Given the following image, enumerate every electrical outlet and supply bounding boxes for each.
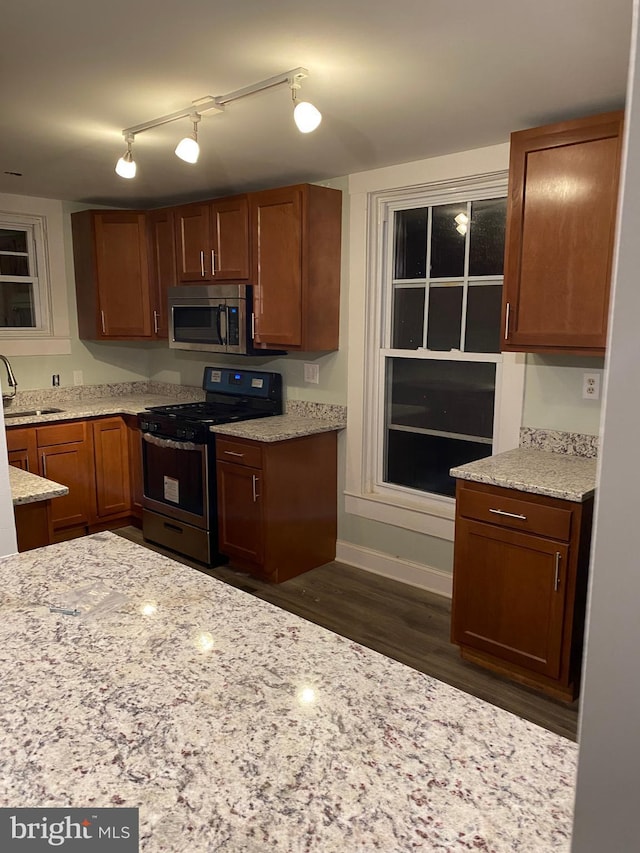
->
[582,372,601,400]
[303,363,320,384]
[52,374,60,387]
[73,370,83,386]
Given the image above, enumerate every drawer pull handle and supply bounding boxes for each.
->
[224,450,244,457]
[554,552,561,591]
[489,508,527,521]
[252,474,260,502]
[504,302,511,340]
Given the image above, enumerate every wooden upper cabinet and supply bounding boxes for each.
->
[502,111,624,354]
[146,208,177,338]
[72,210,154,340]
[250,183,342,351]
[174,195,249,283]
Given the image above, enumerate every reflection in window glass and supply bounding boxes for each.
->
[431,203,466,278]
[426,284,462,351]
[0,228,28,254]
[469,198,507,276]
[392,287,425,349]
[465,284,502,353]
[394,209,427,279]
[0,282,36,327]
[387,358,496,439]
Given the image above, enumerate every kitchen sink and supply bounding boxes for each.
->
[3,407,64,419]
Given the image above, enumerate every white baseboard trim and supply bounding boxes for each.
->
[335,540,453,599]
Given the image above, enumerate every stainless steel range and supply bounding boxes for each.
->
[138,367,282,564]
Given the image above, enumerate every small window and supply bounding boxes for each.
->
[0,215,49,336]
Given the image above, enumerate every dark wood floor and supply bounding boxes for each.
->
[115,526,579,741]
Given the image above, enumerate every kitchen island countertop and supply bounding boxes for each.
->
[450,446,597,502]
[0,531,576,852]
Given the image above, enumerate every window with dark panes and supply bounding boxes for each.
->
[0,225,39,328]
[385,196,506,497]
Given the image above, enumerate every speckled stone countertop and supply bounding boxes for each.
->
[0,532,577,852]
[211,413,346,442]
[450,447,597,502]
[8,466,68,505]
[3,383,347,442]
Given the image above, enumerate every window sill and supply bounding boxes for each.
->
[344,488,456,541]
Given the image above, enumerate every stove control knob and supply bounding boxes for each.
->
[185,429,196,441]
[150,423,158,433]
[140,420,148,430]
[176,428,186,439]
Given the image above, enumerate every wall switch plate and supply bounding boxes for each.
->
[304,362,320,384]
[582,372,601,400]
[73,370,83,386]
[52,374,60,387]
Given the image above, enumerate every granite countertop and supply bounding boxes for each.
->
[8,465,69,505]
[211,413,346,442]
[0,531,577,851]
[450,447,597,502]
[3,386,347,442]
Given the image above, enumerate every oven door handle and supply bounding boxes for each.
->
[142,433,201,451]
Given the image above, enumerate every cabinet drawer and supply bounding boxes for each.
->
[36,421,86,447]
[457,487,572,540]
[216,437,262,469]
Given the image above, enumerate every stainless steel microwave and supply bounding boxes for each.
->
[168,284,285,355]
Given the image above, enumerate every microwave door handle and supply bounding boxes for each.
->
[218,304,227,346]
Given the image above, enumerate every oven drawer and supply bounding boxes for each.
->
[457,485,573,541]
[216,438,262,469]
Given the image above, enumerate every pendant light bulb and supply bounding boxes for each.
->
[175,114,201,163]
[115,134,136,179]
[293,100,322,133]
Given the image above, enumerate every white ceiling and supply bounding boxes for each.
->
[1,0,632,208]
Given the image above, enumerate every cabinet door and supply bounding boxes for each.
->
[6,427,37,472]
[451,518,569,679]
[250,186,303,347]
[217,460,264,566]
[93,417,131,519]
[211,196,249,280]
[147,208,177,337]
[37,424,94,535]
[502,111,623,354]
[93,211,153,337]
[174,203,211,282]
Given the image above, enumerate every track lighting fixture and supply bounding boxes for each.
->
[115,133,136,179]
[175,114,201,164]
[114,67,321,179]
[288,71,322,134]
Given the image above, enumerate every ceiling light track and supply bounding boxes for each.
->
[114,67,321,179]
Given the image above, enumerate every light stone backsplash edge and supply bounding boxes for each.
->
[520,427,599,458]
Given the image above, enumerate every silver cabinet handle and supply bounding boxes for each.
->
[252,474,260,502]
[41,453,47,478]
[251,312,256,340]
[211,249,216,275]
[153,310,159,334]
[25,457,30,472]
[100,310,106,334]
[200,250,205,277]
[554,552,561,591]
[223,450,244,458]
[504,302,511,340]
[489,508,527,521]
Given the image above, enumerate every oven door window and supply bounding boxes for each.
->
[143,439,206,518]
[172,305,225,347]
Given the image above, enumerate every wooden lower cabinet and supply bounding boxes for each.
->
[7,416,137,544]
[14,501,53,552]
[216,432,337,583]
[451,479,593,701]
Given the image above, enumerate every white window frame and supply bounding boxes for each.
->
[345,169,525,542]
[0,195,71,356]
[0,215,49,334]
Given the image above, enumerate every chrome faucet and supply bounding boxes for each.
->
[0,354,17,402]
